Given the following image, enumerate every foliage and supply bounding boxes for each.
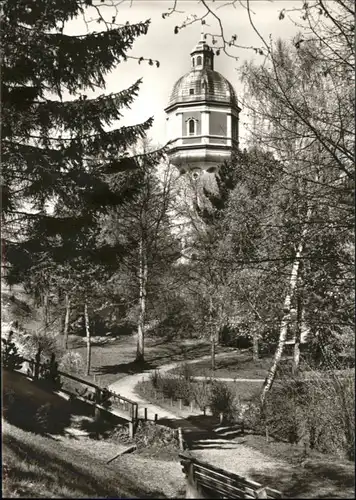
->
[177,361,194,382]
[192,378,211,413]
[1,331,24,371]
[149,369,161,388]
[208,380,236,422]
[100,155,179,360]
[37,353,62,391]
[59,351,85,374]
[2,0,166,363]
[244,368,355,461]
[134,421,180,450]
[3,388,70,435]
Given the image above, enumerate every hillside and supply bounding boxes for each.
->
[2,369,185,498]
[3,420,169,499]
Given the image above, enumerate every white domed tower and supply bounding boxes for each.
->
[165,36,240,179]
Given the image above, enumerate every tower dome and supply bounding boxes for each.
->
[165,36,240,177]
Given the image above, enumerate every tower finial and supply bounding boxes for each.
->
[200,25,206,41]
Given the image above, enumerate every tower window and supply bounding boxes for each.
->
[188,119,195,135]
[197,56,202,66]
[189,88,194,95]
[192,58,195,67]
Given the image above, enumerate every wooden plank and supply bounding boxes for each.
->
[194,463,260,490]
[197,479,254,499]
[194,470,254,498]
[179,454,282,499]
[265,488,283,499]
[179,453,263,488]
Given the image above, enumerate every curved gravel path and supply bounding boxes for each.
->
[107,351,248,421]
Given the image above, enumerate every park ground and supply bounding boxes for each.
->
[3,329,355,499]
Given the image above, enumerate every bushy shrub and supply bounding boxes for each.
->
[160,375,181,400]
[209,380,236,422]
[33,402,71,435]
[253,370,355,461]
[134,421,179,450]
[177,362,193,382]
[3,388,17,420]
[264,383,300,444]
[243,399,265,434]
[3,388,70,435]
[38,353,62,391]
[59,351,85,374]
[147,370,193,405]
[174,376,193,405]
[2,331,24,371]
[192,378,211,413]
[149,369,161,389]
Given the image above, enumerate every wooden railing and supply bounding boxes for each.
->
[22,358,138,425]
[180,452,282,499]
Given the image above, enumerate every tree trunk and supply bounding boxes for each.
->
[209,296,215,371]
[136,239,148,363]
[211,334,216,371]
[63,293,71,350]
[43,291,49,332]
[260,240,305,405]
[84,301,91,376]
[293,292,302,376]
[252,331,260,361]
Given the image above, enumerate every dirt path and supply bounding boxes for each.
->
[107,353,296,486]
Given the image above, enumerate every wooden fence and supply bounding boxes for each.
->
[22,357,139,433]
[180,452,282,499]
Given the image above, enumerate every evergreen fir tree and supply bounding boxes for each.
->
[2,0,165,285]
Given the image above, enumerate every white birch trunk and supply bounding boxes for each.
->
[260,241,305,404]
[136,238,148,363]
[293,292,303,375]
[63,293,71,350]
[260,198,313,405]
[84,301,91,376]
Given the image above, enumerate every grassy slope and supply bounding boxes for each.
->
[2,371,183,498]
[2,421,167,499]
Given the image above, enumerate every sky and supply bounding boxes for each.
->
[67,0,302,147]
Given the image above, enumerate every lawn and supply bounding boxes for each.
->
[168,350,282,379]
[69,335,235,387]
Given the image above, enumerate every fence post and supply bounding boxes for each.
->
[254,487,267,499]
[144,407,148,421]
[94,388,101,421]
[178,427,184,450]
[128,421,134,439]
[34,347,41,380]
[179,399,182,410]
[154,413,158,423]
